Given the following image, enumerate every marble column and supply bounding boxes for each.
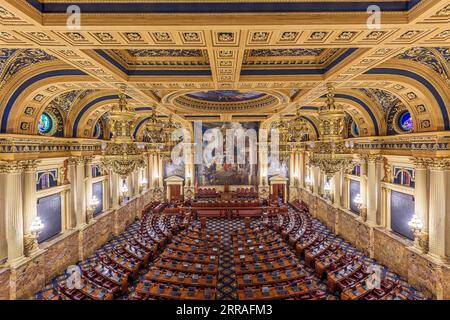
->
[319,171,326,196]
[158,154,164,188]
[342,176,349,209]
[84,157,93,209]
[333,170,342,207]
[133,169,139,196]
[67,158,78,229]
[298,152,305,189]
[359,155,368,208]
[428,159,448,260]
[110,171,120,208]
[366,155,377,225]
[312,166,320,195]
[75,158,86,227]
[0,161,25,264]
[375,156,384,225]
[22,161,39,256]
[22,161,38,236]
[152,154,159,188]
[289,152,295,187]
[413,158,429,235]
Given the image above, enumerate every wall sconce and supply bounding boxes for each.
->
[86,196,100,223]
[408,214,428,253]
[354,193,367,221]
[120,180,129,204]
[186,173,191,187]
[153,174,160,188]
[24,216,44,256]
[324,181,332,202]
[140,177,148,193]
[305,175,312,190]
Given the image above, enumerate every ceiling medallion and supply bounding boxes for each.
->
[101,89,145,178]
[309,84,354,177]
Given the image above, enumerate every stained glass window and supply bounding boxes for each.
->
[93,122,101,138]
[399,111,413,131]
[351,122,359,136]
[38,112,52,134]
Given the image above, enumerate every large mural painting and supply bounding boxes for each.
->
[195,122,259,186]
[164,159,185,179]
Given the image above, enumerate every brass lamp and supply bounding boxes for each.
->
[86,196,100,223]
[354,193,367,221]
[24,216,44,256]
[408,214,428,253]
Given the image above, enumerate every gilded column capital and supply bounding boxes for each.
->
[23,160,40,173]
[83,155,94,164]
[67,157,83,165]
[366,154,380,163]
[411,157,429,170]
[427,158,450,171]
[358,154,368,163]
[0,160,26,174]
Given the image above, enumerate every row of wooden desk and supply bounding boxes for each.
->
[132,228,220,300]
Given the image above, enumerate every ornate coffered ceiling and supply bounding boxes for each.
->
[0,0,449,140]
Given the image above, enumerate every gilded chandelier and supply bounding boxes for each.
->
[272,114,290,162]
[143,108,180,158]
[288,106,309,142]
[101,90,145,178]
[309,84,354,177]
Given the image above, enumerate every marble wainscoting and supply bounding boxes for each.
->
[0,190,153,300]
[298,187,450,300]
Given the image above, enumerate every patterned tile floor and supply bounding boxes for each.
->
[35,210,431,300]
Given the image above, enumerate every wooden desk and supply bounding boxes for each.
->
[161,250,219,265]
[233,250,293,263]
[237,281,311,300]
[145,268,217,288]
[235,258,298,274]
[136,281,216,300]
[154,259,218,275]
[236,268,306,288]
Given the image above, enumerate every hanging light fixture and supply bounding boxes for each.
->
[308,84,354,177]
[271,114,290,162]
[288,106,309,142]
[143,109,180,158]
[101,88,145,179]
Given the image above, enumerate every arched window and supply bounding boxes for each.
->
[36,169,58,190]
[351,122,359,137]
[393,167,415,188]
[38,112,53,134]
[352,164,361,176]
[92,164,102,177]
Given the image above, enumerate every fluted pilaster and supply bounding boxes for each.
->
[0,161,25,264]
